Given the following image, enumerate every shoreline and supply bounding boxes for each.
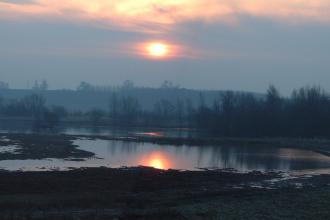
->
[1,133,330,219]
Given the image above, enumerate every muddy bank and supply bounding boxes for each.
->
[0,167,279,194]
[0,167,277,214]
[0,134,94,160]
[0,167,329,220]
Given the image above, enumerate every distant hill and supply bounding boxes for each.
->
[0,88,263,112]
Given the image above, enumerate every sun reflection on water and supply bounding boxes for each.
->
[135,132,163,137]
[140,152,170,170]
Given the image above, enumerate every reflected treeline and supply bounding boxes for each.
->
[98,140,330,171]
[1,85,330,138]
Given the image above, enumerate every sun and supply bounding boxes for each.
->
[146,42,169,58]
[136,41,179,60]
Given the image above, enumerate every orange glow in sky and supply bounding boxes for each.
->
[135,41,180,60]
[146,42,169,58]
[1,0,330,60]
[1,0,330,32]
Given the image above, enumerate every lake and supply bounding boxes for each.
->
[1,136,330,173]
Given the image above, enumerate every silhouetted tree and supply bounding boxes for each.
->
[160,80,180,89]
[121,80,134,90]
[0,81,9,90]
[22,94,47,118]
[154,99,175,123]
[77,81,94,91]
[263,85,283,136]
[185,98,195,126]
[289,86,330,137]
[119,96,141,124]
[44,110,60,129]
[0,96,3,114]
[88,109,106,125]
[71,110,83,117]
[175,99,185,125]
[195,93,212,129]
[32,80,48,91]
[234,93,262,137]
[40,80,48,90]
[109,92,119,120]
[220,91,236,136]
[51,106,68,118]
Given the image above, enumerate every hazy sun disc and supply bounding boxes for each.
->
[136,41,184,60]
[146,42,169,58]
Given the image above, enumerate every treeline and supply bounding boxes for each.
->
[106,85,330,138]
[0,80,48,91]
[76,80,180,92]
[1,85,330,138]
[0,80,180,92]
[0,94,66,129]
[196,86,330,138]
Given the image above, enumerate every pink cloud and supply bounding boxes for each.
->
[0,0,329,32]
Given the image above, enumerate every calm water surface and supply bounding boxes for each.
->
[0,125,202,138]
[1,138,330,172]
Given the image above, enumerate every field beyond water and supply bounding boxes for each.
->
[0,133,330,219]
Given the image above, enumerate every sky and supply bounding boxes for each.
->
[0,0,330,94]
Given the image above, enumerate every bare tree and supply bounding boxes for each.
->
[0,81,9,90]
[109,92,119,119]
[32,80,48,91]
[121,80,134,90]
[160,80,180,89]
[88,109,106,125]
[77,81,94,91]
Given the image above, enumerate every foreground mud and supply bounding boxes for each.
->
[0,167,329,220]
